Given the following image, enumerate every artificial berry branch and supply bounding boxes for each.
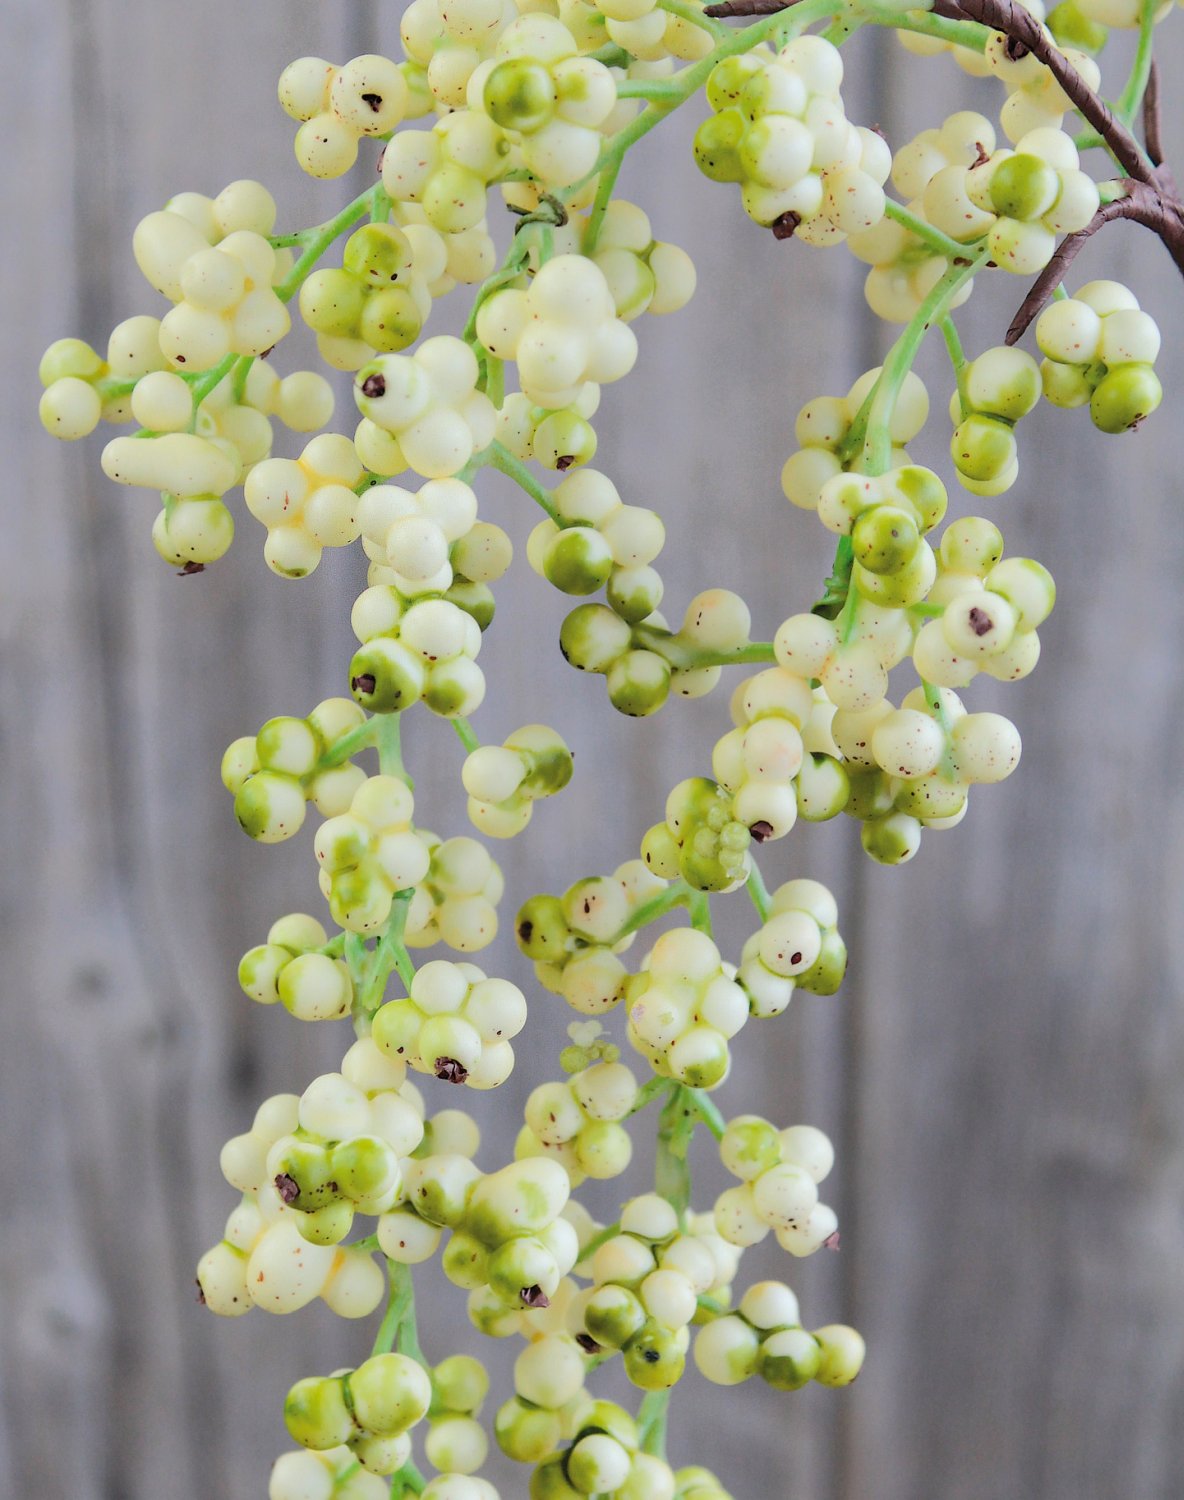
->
[39,2,1178,1497]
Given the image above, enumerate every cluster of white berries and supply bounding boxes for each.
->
[594,0,716,63]
[284,1351,432,1475]
[405,834,504,953]
[695,38,890,241]
[221,699,368,843]
[780,366,929,510]
[714,1116,837,1255]
[238,913,354,1022]
[354,337,496,480]
[470,17,618,189]
[926,126,1099,274]
[694,1281,865,1390]
[554,199,697,323]
[737,879,847,1017]
[358,476,511,599]
[816,463,948,606]
[279,54,410,178]
[243,433,364,577]
[519,1054,639,1184]
[515,861,666,1014]
[625,928,751,1091]
[1036,279,1164,432]
[948,346,1042,494]
[315,775,432,933]
[528,467,667,620]
[462,724,574,836]
[350,586,486,719]
[477,255,638,409]
[575,1193,741,1389]
[372,958,528,1088]
[560,587,752,717]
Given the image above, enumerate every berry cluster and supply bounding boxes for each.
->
[1036,279,1164,431]
[695,38,890,241]
[694,1282,865,1390]
[372,958,528,1087]
[713,1116,837,1255]
[279,54,411,178]
[462,724,574,836]
[516,862,665,1013]
[222,698,368,842]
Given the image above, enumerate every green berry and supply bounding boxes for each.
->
[988,154,1059,221]
[284,1375,353,1450]
[1089,364,1162,433]
[851,504,921,575]
[483,59,556,132]
[343,222,416,285]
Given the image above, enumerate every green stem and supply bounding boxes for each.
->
[686,1087,726,1141]
[485,441,562,522]
[655,1083,696,1218]
[377,713,411,787]
[939,313,970,416]
[361,890,414,1013]
[230,355,254,403]
[638,1389,671,1460]
[611,882,691,943]
[860,243,991,474]
[188,354,238,418]
[389,1462,426,1497]
[317,717,379,771]
[582,149,625,254]
[630,624,777,671]
[688,890,713,937]
[274,186,376,303]
[628,1075,675,1116]
[578,1219,623,1262]
[450,716,481,754]
[746,863,772,922]
[1118,0,1158,125]
[867,9,989,51]
[882,199,971,261]
[922,680,960,781]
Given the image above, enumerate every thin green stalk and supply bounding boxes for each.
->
[628,1075,675,1116]
[230,354,254,402]
[612,881,691,943]
[882,199,971,261]
[861,243,991,473]
[631,623,777,671]
[578,1219,624,1261]
[746,863,772,922]
[866,8,989,51]
[638,1389,672,1459]
[450,716,480,754]
[317,717,379,771]
[389,1462,426,1497]
[686,1087,726,1140]
[688,890,713,937]
[377,713,411,786]
[583,149,624,253]
[939,313,970,416]
[485,441,562,522]
[362,890,414,1013]
[188,353,238,419]
[275,186,377,302]
[1118,0,1158,124]
[655,1083,695,1218]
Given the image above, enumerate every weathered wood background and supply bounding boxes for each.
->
[4,2,1184,1496]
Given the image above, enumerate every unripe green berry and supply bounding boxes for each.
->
[484,60,556,132]
[1089,364,1162,433]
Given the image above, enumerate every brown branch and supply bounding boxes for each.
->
[1006,179,1184,343]
[1144,61,1164,168]
[955,0,1152,182]
[703,0,792,14]
[1004,198,1140,344]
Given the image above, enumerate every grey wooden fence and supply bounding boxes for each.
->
[4,2,1184,1497]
